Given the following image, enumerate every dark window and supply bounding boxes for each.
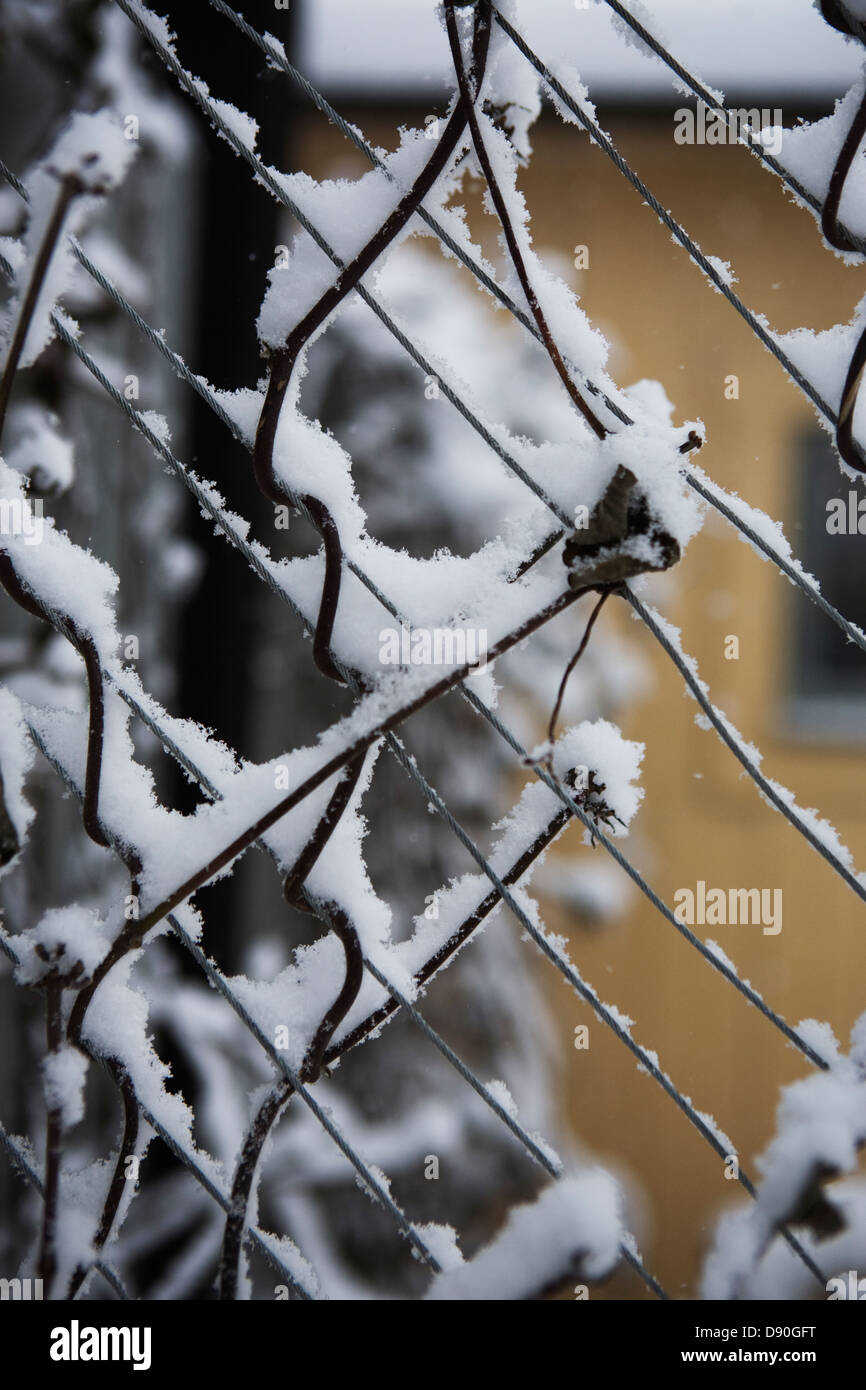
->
[784,426,866,738]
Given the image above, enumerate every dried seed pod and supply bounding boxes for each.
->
[563,464,681,589]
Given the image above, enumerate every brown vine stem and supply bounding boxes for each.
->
[62,864,144,1294]
[219,756,366,1298]
[252,7,492,684]
[253,7,490,493]
[282,753,366,908]
[0,562,109,847]
[822,87,866,252]
[0,767,19,867]
[66,1063,139,1300]
[0,556,140,1292]
[546,586,613,746]
[0,172,82,440]
[299,495,348,683]
[66,852,143,1050]
[218,1080,293,1301]
[446,2,609,441]
[298,904,365,1083]
[218,900,366,1301]
[76,628,110,848]
[38,973,64,1297]
[281,755,366,1084]
[0,165,142,1300]
[836,323,866,474]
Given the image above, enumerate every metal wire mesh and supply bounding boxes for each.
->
[1,0,864,1300]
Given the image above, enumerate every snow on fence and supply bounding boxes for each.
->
[0,0,865,1300]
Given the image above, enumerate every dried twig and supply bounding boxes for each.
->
[66,1063,139,1300]
[446,0,608,441]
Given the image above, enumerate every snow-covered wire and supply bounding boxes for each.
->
[682,471,866,656]
[598,0,866,255]
[0,517,804,1292]
[4,517,824,1291]
[0,156,27,201]
[628,592,866,908]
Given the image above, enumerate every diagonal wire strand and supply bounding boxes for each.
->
[628,590,866,909]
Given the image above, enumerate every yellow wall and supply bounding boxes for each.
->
[299,107,866,1297]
